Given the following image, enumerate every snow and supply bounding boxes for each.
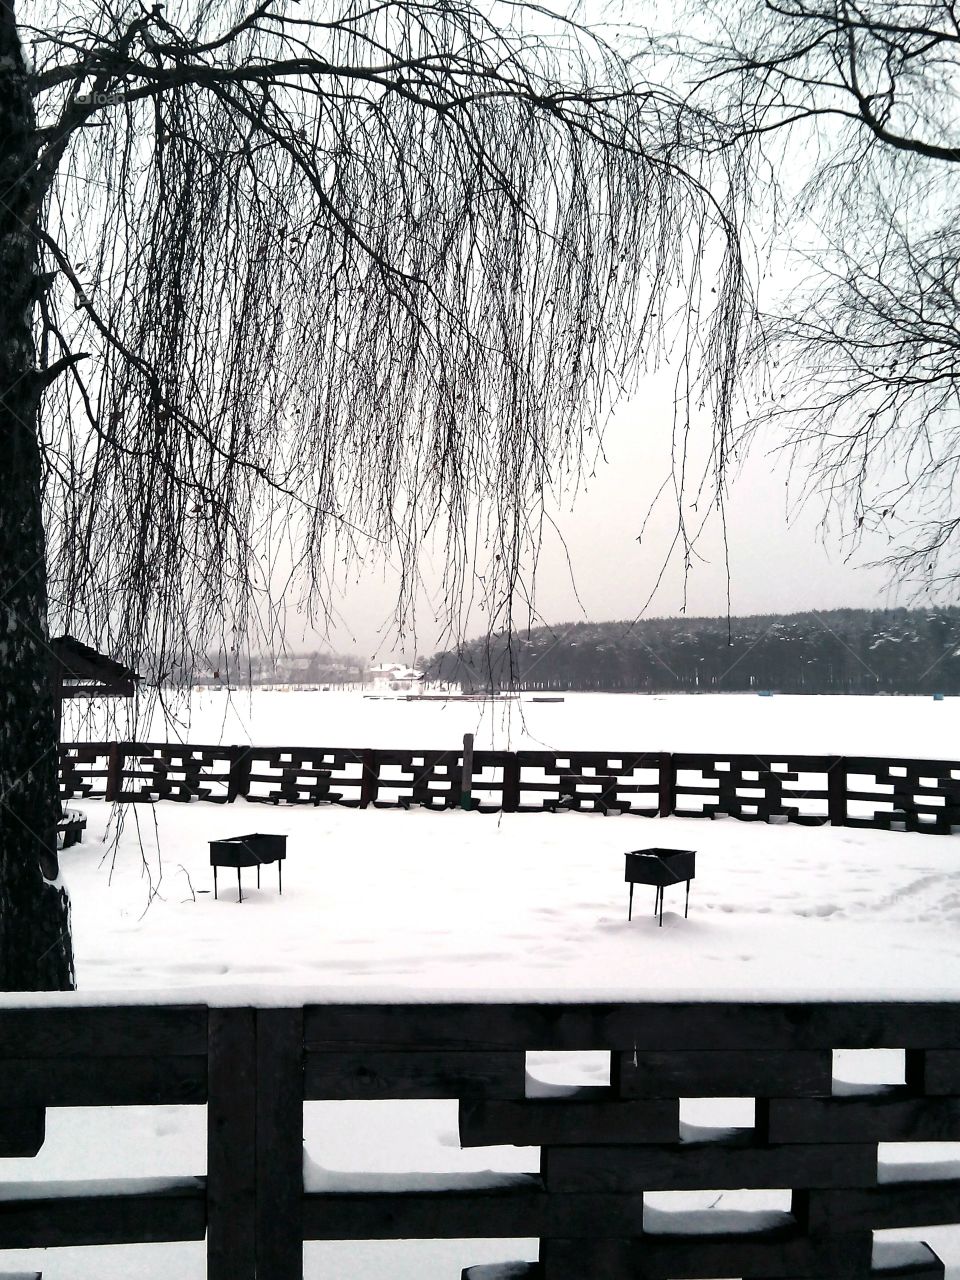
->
[30,796,960,1002]
[5,692,960,1277]
[67,688,960,757]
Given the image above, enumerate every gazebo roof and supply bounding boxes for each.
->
[49,635,140,698]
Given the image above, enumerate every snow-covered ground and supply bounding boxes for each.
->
[68,687,960,757]
[5,693,960,1278]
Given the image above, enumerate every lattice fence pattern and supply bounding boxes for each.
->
[244,746,367,806]
[59,743,960,834]
[843,758,960,835]
[119,743,235,802]
[58,743,112,799]
[2,1001,957,1279]
[672,754,837,825]
[516,751,661,815]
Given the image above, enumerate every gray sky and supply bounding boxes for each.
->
[285,367,897,664]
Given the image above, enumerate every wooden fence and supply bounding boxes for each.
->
[59,743,960,833]
[1,1000,958,1277]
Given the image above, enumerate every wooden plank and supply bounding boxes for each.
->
[256,1008,303,1280]
[828,757,847,825]
[917,1051,960,1095]
[2,1056,206,1106]
[303,1184,546,1239]
[304,1001,960,1052]
[0,1109,44,1157]
[0,1179,205,1248]
[804,1180,960,1232]
[359,749,379,807]
[207,1008,256,1280]
[302,1185,646,1239]
[305,1051,525,1099]
[763,1095,960,1143]
[612,1049,833,1098]
[227,746,253,802]
[541,1141,878,1193]
[657,752,674,817]
[502,754,521,812]
[539,1230,874,1280]
[104,741,122,802]
[0,1007,207,1057]
[459,1096,678,1147]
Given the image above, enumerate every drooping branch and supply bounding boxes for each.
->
[17,0,748,686]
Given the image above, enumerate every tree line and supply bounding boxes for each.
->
[427,609,960,695]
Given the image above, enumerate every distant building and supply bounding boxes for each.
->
[367,662,425,693]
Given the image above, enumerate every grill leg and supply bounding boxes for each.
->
[659,886,664,928]
[237,868,243,903]
[278,860,282,895]
[257,865,261,889]
[685,879,691,918]
[628,881,634,921]
[214,865,218,900]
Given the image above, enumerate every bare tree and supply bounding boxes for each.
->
[0,0,746,988]
[664,1,960,587]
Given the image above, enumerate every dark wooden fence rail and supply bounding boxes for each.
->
[59,743,960,833]
[1,1000,959,1278]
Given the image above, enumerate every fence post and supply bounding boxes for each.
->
[227,746,253,802]
[256,1009,304,1280]
[105,741,123,802]
[207,1008,257,1280]
[461,733,475,811]
[359,749,379,808]
[828,757,846,826]
[658,751,675,818]
[502,752,521,813]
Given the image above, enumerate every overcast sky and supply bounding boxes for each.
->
[285,366,899,664]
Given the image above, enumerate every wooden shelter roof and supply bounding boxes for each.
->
[49,635,140,698]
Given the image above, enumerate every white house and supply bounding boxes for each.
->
[367,662,425,694]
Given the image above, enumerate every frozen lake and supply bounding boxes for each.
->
[66,688,960,757]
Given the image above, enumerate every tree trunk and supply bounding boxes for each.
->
[0,0,75,990]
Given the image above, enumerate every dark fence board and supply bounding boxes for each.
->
[0,1006,207,1057]
[304,1001,960,1052]
[207,1007,256,1280]
[255,1009,304,1280]
[303,1185,656,1239]
[541,1142,878,1193]
[763,1094,960,1143]
[803,1180,960,1232]
[1,1055,206,1106]
[0,1109,44,1158]
[0,1180,205,1248]
[920,1050,960,1094]
[305,1050,526,1099]
[612,1049,833,1098]
[459,1097,679,1147]
[539,1230,874,1280]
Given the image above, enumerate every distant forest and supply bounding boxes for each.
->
[424,608,960,694]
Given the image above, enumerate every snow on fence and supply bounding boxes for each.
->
[59,743,960,833]
[1,1000,958,1277]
